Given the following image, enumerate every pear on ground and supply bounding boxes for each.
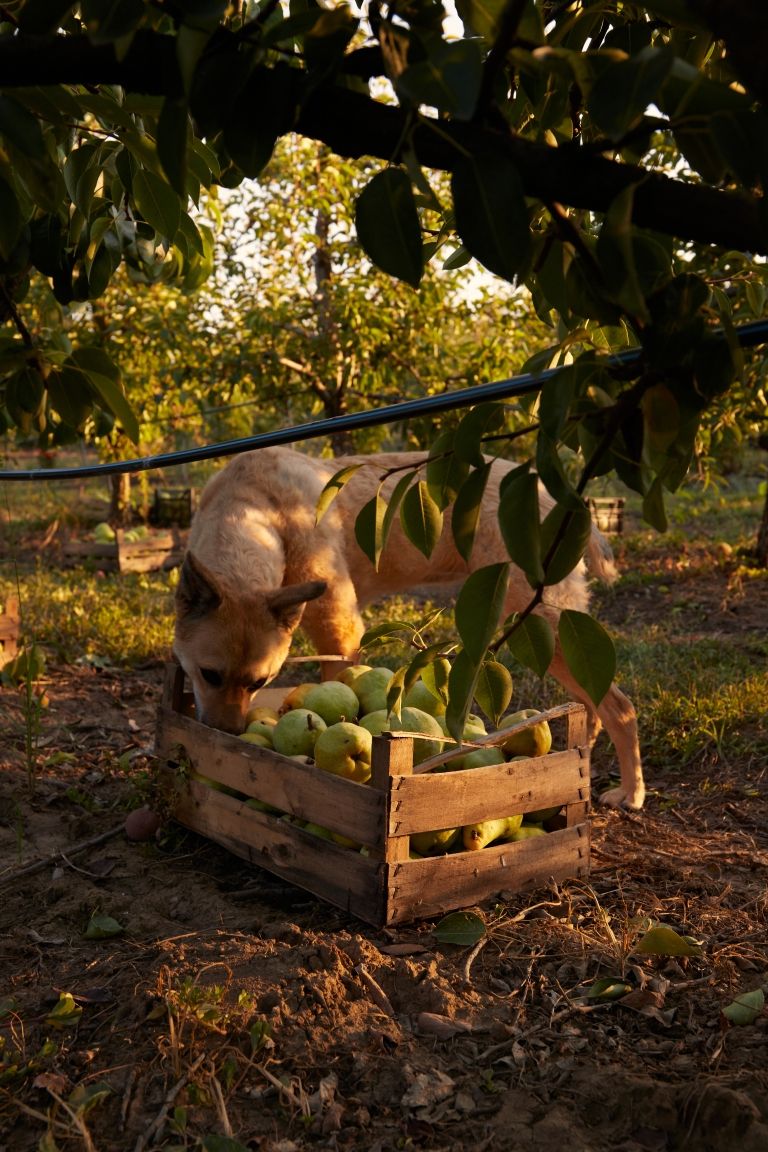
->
[271,708,327,757]
[303,681,360,725]
[498,709,552,758]
[313,721,373,782]
[353,666,394,714]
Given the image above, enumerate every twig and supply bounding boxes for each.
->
[0,823,126,888]
[134,1052,206,1152]
[355,963,396,1017]
[461,936,488,984]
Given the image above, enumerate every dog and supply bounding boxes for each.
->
[173,445,644,809]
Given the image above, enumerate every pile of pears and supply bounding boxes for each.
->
[205,663,561,857]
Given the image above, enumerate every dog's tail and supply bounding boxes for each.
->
[585,525,618,586]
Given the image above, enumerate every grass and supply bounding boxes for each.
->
[2,451,767,791]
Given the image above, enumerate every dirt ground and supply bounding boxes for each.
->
[1,535,767,1151]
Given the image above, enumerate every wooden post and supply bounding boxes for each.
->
[565,704,590,828]
[369,734,413,865]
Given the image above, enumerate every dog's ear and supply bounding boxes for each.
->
[266,580,326,631]
[176,552,224,619]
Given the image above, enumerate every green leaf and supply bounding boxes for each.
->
[400,481,443,558]
[722,989,765,1027]
[454,402,506,465]
[634,923,703,958]
[497,466,544,588]
[46,992,83,1028]
[84,914,125,940]
[426,429,469,510]
[360,620,414,648]
[641,382,680,471]
[132,168,181,240]
[157,97,189,198]
[381,470,418,552]
[473,660,512,727]
[539,501,593,586]
[557,609,615,707]
[68,348,139,444]
[202,1137,251,1152]
[68,1082,112,1117]
[589,47,674,142]
[354,492,387,568]
[81,0,145,42]
[420,654,452,706]
[585,976,633,1002]
[316,463,363,523]
[0,174,22,262]
[642,475,668,532]
[596,184,651,322]
[454,562,509,664]
[433,910,487,946]
[355,168,424,288]
[452,461,492,562]
[63,144,101,218]
[46,367,93,430]
[445,646,482,741]
[504,613,555,678]
[0,93,46,159]
[451,150,531,284]
[396,37,484,120]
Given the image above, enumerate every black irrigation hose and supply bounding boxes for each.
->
[2,317,767,484]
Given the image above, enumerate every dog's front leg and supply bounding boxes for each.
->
[299,581,366,678]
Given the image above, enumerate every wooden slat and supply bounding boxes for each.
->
[387,748,590,835]
[413,702,586,774]
[158,709,385,847]
[117,529,185,573]
[385,824,590,924]
[173,779,385,924]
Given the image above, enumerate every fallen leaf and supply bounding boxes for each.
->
[401,1068,456,1110]
[722,989,765,1026]
[634,923,703,958]
[432,911,486,946]
[416,1012,473,1039]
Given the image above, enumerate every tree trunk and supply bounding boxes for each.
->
[109,472,131,526]
[757,483,768,567]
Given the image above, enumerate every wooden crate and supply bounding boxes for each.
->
[149,488,196,528]
[589,496,625,535]
[155,664,590,927]
[62,528,187,573]
[0,596,20,662]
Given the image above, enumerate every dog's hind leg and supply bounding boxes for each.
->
[546,649,645,810]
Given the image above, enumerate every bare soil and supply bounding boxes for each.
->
[1,533,767,1152]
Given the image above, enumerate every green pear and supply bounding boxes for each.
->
[303,681,360,725]
[462,813,524,851]
[271,708,327,757]
[354,667,395,714]
[410,827,460,855]
[403,678,446,717]
[313,721,373,782]
[498,709,552,758]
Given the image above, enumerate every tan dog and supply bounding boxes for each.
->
[173,446,644,808]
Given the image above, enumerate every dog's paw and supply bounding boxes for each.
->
[598,784,645,811]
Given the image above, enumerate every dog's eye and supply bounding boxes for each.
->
[249,677,267,694]
[200,668,223,687]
